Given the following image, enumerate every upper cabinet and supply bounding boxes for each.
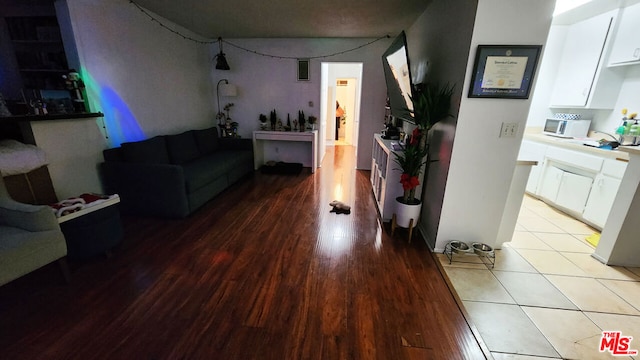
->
[608,2,640,66]
[549,10,623,109]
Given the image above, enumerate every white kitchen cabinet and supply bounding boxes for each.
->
[608,2,640,66]
[555,171,594,213]
[549,10,622,109]
[582,158,627,228]
[539,165,564,203]
[582,174,622,228]
[525,135,629,230]
[540,165,593,214]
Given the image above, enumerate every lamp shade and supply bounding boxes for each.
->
[215,53,230,70]
[219,83,237,97]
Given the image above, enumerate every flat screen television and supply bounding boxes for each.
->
[382,31,415,125]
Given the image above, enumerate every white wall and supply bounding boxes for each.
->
[212,38,390,169]
[65,0,216,146]
[26,0,217,197]
[30,118,105,199]
[435,0,556,252]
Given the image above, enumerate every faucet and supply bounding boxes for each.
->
[593,130,621,144]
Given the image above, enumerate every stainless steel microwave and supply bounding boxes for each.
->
[543,118,591,138]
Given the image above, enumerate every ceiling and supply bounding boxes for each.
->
[132,0,432,39]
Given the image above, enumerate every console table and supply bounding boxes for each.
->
[252,130,318,173]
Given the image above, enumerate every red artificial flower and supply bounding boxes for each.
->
[410,128,421,146]
[400,173,420,191]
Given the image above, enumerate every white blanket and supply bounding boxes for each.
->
[0,139,48,176]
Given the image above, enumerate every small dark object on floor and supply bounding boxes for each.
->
[260,161,303,175]
[330,206,351,214]
[329,200,351,214]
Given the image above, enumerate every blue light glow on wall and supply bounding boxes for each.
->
[80,69,144,147]
[99,86,144,147]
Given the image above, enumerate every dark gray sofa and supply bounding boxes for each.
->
[100,127,253,218]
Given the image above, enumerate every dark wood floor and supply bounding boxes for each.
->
[0,145,486,359]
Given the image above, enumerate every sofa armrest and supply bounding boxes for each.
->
[100,161,190,218]
[219,138,253,151]
[0,199,60,232]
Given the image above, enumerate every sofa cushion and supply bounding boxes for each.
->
[121,136,170,164]
[193,127,219,155]
[182,152,232,192]
[166,131,200,164]
[221,149,254,168]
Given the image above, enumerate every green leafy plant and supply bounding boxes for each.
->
[393,82,455,204]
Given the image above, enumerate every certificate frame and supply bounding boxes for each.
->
[468,45,542,99]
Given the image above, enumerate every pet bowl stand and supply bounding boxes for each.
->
[443,241,495,268]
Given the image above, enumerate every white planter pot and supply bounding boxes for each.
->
[394,197,421,228]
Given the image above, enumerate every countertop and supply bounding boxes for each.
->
[524,132,630,161]
[618,146,640,157]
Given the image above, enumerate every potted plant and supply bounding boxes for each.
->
[308,115,317,130]
[259,114,269,130]
[392,82,455,229]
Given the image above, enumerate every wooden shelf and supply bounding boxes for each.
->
[0,112,104,123]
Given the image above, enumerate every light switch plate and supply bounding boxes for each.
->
[500,122,519,138]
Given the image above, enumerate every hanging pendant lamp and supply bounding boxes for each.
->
[215,37,230,70]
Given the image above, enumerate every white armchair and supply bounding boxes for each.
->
[0,175,69,286]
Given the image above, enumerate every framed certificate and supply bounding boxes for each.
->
[468,45,542,99]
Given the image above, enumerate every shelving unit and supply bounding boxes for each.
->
[5,16,69,91]
[370,134,403,222]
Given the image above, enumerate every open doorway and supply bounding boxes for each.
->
[320,62,363,166]
[335,79,357,146]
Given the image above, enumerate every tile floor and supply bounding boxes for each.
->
[437,195,640,360]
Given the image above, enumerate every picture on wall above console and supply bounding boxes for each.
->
[468,45,542,99]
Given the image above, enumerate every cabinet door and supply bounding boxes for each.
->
[549,12,613,107]
[608,3,640,66]
[539,165,564,202]
[555,171,593,213]
[583,174,622,228]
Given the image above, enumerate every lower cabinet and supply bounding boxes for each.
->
[539,165,564,203]
[555,171,594,213]
[539,165,593,214]
[523,139,628,230]
[582,174,622,228]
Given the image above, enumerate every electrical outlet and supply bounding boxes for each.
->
[500,122,519,138]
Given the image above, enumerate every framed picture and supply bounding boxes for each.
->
[297,59,310,81]
[468,45,542,99]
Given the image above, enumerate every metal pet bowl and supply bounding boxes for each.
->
[471,242,494,256]
[448,240,471,254]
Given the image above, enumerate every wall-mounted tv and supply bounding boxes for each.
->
[382,31,415,125]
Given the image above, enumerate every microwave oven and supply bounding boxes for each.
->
[543,118,591,138]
